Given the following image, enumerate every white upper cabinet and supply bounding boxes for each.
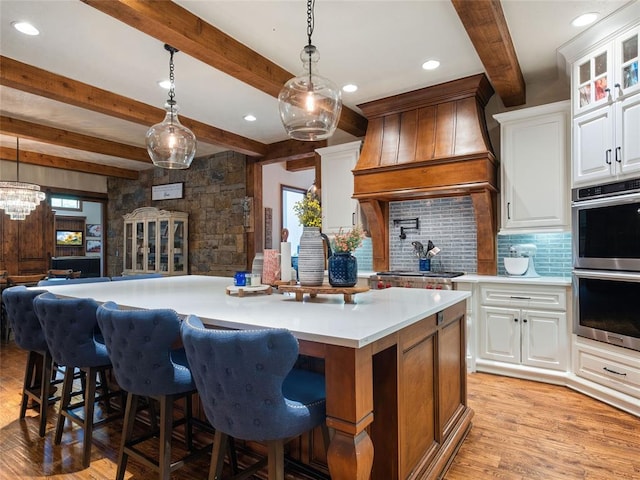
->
[317,141,363,234]
[565,22,640,186]
[572,25,640,117]
[494,101,570,234]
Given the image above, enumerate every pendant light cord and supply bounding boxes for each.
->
[165,44,178,124]
[306,0,315,46]
[15,137,20,182]
[306,0,315,84]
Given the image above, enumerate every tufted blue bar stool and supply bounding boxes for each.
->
[33,292,121,468]
[2,286,59,437]
[181,316,328,480]
[96,302,213,480]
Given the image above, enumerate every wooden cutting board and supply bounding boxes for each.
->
[278,284,369,304]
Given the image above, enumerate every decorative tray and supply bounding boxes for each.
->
[278,284,369,304]
[225,284,273,297]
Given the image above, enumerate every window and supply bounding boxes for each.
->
[281,185,306,256]
[51,196,82,211]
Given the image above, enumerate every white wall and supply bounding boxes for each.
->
[261,162,314,253]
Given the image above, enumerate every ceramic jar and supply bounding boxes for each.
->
[328,252,358,287]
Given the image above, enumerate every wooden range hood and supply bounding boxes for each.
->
[353,74,498,274]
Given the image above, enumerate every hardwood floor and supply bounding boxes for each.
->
[1,339,638,479]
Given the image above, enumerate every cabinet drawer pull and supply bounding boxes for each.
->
[509,296,531,300]
[603,367,627,377]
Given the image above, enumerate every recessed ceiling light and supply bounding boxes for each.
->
[12,21,39,36]
[422,60,440,71]
[571,13,598,27]
[342,84,358,93]
[243,114,257,122]
[157,80,171,89]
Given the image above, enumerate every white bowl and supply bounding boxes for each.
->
[504,257,529,276]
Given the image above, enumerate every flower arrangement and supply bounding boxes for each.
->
[293,192,322,227]
[331,226,365,253]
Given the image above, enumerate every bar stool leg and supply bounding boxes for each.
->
[159,395,174,480]
[20,352,38,419]
[116,392,138,480]
[208,431,229,480]
[81,367,99,468]
[38,351,54,437]
[55,367,75,444]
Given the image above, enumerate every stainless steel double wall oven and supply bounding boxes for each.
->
[572,178,640,351]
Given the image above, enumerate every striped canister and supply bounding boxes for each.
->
[297,227,326,286]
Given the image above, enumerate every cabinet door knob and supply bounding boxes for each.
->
[614,83,624,98]
[523,318,528,323]
[514,318,518,322]
[605,149,612,165]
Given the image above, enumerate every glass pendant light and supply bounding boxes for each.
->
[278,0,342,141]
[0,138,46,221]
[146,44,196,169]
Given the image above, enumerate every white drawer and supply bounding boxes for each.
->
[480,284,567,310]
[576,346,640,399]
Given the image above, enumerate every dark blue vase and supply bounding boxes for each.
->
[328,252,358,287]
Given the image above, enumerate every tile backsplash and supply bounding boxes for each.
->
[498,232,572,277]
[379,196,573,277]
[390,197,477,273]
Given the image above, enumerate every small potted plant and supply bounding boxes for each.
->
[328,226,365,287]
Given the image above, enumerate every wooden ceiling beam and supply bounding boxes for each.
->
[0,56,267,157]
[259,139,327,165]
[0,116,151,163]
[451,0,526,107]
[0,146,139,179]
[81,0,368,138]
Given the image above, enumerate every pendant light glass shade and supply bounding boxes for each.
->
[146,103,196,169]
[0,139,45,221]
[278,0,342,141]
[146,44,196,169]
[278,45,342,141]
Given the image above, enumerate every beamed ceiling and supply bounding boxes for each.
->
[0,0,630,180]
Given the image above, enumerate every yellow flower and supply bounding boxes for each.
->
[293,193,322,227]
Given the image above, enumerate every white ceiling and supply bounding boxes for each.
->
[0,0,632,174]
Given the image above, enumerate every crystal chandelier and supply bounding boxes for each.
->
[146,44,196,169]
[278,0,342,141]
[0,138,46,221]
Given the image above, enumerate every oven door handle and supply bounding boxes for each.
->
[573,269,640,282]
[572,191,640,208]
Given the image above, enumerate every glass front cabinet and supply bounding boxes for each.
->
[123,207,188,276]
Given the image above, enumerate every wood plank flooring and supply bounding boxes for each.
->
[1,339,638,479]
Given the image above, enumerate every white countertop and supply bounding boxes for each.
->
[35,275,470,349]
[453,274,571,286]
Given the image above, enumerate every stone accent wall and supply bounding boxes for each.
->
[106,151,247,278]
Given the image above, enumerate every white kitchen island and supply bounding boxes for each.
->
[38,275,472,480]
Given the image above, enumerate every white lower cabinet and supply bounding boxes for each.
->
[573,336,640,401]
[476,283,570,378]
[479,306,567,370]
